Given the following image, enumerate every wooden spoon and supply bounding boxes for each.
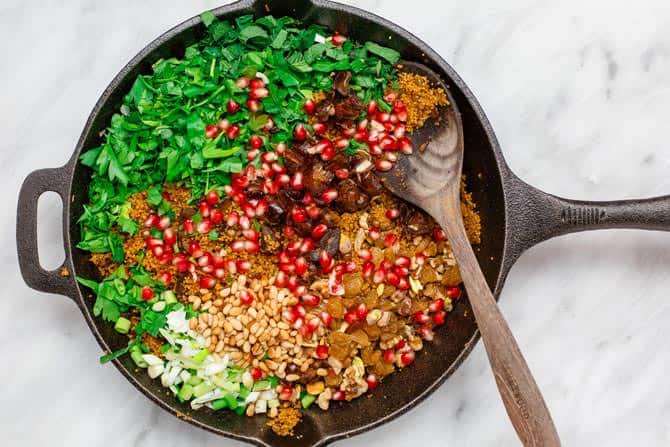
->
[381,61,561,446]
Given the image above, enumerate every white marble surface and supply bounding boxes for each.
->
[4,0,670,445]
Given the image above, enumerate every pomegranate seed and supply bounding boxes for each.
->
[236,77,249,88]
[198,253,213,267]
[291,207,307,223]
[335,168,349,179]
[386,271,400,286]
[319,250,333,271]
[395,339,407,351]
[226,124,240,139]
[209,209,223,224]
[414,311,431,324]
[244,240,260,253]
[286,240,300,255]
[368,227,381,240]
[367,100,378,115]
[205,124,219,139]
[241,229,258,242]
[290,172,304,190]
[313,122,327,135]
[331,32,346,46]
[320,144,335,161]
[235,260,250,273]
[239,289,254,305]
[300,238,315,253]
[384,121,395,131]
[249,78,264,89]
[380,135,397,151]
[197,219,212,234]
[144,213,159,227]
[414,252,427,266]
[311,223,328,240]
[315,344,330,359]
[429,299,445,313]
[203,190,218,206]
[375,159,393,172]
[247,149,260,162]
[249,134,263,149]
[212,255,225,268]
[369,144,383,156]
[283,226,296,239]
[400,351,415,366]
[394,256,410,268]
[397,110,408,122]
[344,310,358,325]
[386,208,400,220]
[293,124,308,141]
[366,374,379,390]
[275,271,288,288]
[418,325,434,341]
[141,286,154,301]
[250,367,263,381]
[397,277,409,290]
[358,249,372,261]
[384,233,398,247]
[259,151,276,163]
[382,349,395,364]
[226,211,239,227]
[279,384,293,401]
[301,292,321,306]
[320,188,338,204]
[239,214,251,230]
[187,241,202,256]
[433,310,447,326]
[295,257,308,275]
[303,99,316,114]
[355,304,368,320]
[246,98,262,112]
[344,261,357,273]
[393,124,406,139]
[226,99,240,114]
[255,199,268,217]
[306,317,321,333]
[333,390,346,401]
[157,271,172,285]
[306,204,320,220]
[377,112,391,123]
[217,118,230,131]
[176,261,190,273]
[394,266,409,277]
[373,268,385,284]
[433,228,447,241]
[231,240,245,252]
[335,137,351,149]
[163,228,176,245]
[320,311,333,326]
[446,287,461,299]
[199,275,216,289]
[199,202,211,218]
[362,261,374,278]
[381,260,392,270]
[250,87,269,99]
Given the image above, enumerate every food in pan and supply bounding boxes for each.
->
[75,12,480,432]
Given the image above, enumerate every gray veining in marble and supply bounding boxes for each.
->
[4,1,670,445]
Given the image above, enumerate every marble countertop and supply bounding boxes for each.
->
[4,0,670,445]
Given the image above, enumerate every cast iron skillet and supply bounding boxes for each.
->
[16,1,670,445]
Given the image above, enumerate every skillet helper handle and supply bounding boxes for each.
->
[17,167,78,300]
[435,196,561,447]
[506,173,670,257]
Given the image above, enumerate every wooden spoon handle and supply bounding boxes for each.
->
[434,197,561,447]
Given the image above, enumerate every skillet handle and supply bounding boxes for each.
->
[17,166,78,301]
[505,172,670,259]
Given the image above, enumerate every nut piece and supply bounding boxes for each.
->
[317,388,333,410]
